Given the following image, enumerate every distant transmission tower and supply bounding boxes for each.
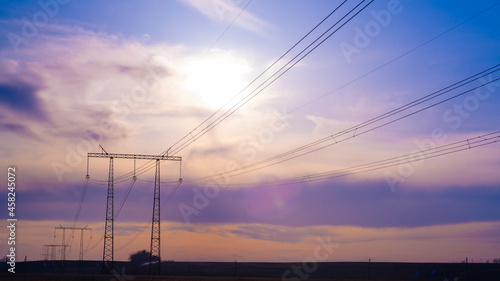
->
[42,244,64,261]
[54,225,92,262]
[88,148,181,275]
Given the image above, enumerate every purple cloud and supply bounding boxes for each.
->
[10,177,500,230]
[0,122,36,137]
[0,80,45,119]
[161,180,500,228]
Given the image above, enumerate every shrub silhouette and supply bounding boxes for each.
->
[129,250,159,266]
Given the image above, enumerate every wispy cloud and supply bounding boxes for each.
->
[0,122,36,138]
[0,27,196,185]
[179,0,273,36]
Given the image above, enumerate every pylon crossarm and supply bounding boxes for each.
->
[88,153,181,161]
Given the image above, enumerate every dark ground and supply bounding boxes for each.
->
[1,260,500,281]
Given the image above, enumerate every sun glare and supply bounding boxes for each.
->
[183,52,251,108]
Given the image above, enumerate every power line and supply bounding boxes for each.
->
[164,0,350,156]
[121,0,256,142]
[68,2,500,258]
[75,1,500,206]
[145,0,500,187]
[186,64,500,183]
[168,0,375,156]
[293,1,500,114]
[123,0,374,184]
[91,64,500,186]
[98,0,372,185]
[115,180,183,251]
[84,180,182,253]
[88,63,500,188]
[115,177,137,220]
[221,130,500,188]
[174,2,500,185]
[86,0,258,193]
[171,0,500,164]
[86,130,500,252]
[226,71,500,178]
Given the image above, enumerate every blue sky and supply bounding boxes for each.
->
[1,0,500,263]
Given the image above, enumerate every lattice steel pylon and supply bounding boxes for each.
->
[42,244,63,261]
[102,157,114,274]
[54,225,92,262]
[54,225,92,274]
[87,151,182,276]
[150,159,161,275]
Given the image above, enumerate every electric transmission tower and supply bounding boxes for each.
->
[53,226,71,262]
[54,225,92,273]
[54,225,92,262]
[42,244,64,261]
[88,148,181,275]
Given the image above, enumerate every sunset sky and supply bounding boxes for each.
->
[1,0,500,263]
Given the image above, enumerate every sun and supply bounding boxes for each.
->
[183,52,251,108]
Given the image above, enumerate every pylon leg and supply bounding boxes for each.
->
[149,159,161,275]
[102,157,114,274]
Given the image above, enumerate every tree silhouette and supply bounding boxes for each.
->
[129,250,159,266]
